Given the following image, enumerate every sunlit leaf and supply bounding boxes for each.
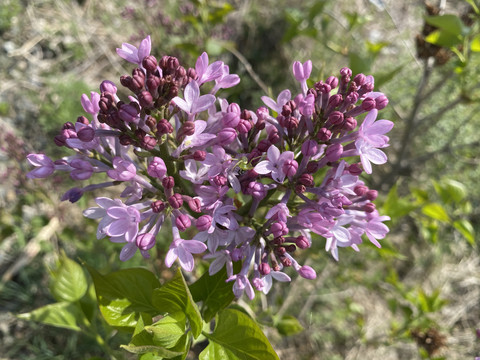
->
[50,253,87,303]
[421,203,450,223]
[453,219,475,246]
[18,302,83,331]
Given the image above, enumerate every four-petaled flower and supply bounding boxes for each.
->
[254,145,294,183]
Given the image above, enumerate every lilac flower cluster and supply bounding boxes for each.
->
[27,35,393,299]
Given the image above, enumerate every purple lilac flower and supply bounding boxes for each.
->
[27,35,394,300]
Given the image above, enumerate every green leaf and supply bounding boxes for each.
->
[152,269,202,339]
[275,315,304,336]
[471,34,480,52]
[146,312,187,349]
[189,262,241,322]
[453,219,475,246]
[50,254,88,303]
[381,184,417,220]
[373,64,405,88]
[425,30,462,48]
[18,302,83,331]
[202,308,279,360]
[421,203,450,223]
[86,265,161,329]
[120,344,183,358]
[425,15,465,36]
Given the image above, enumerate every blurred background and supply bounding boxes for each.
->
[1,0,479,359]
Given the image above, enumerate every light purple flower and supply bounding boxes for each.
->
[195,52,224,85]
[365,214,390,247]
[261,270,291,294]
[358,109,393,146]
[180,159,209,184]
[202,145,231,177]
[26,154,55,179]
[173,81,216,116]
[211,64,240,94]
[69,158,94,180]
[105,205,141,242]
[254,145,295,183]
[165,238,207,272]
[81,91,100,115]
[292,60,312,94]
[203,250,233,277]
[66,122,100,150]
[83,197,123,239]
[116,35,151,65]
[355,139,388,174]
[261,89,291,114]
[107,157,136,181]
[232,274,255,300]
[265,203,291,223]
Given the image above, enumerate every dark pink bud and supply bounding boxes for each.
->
[218,127,237,145]
[138,91,154,108]
[343,117,357,131]
[175,214,191,231]
[366,190,378,201]
[295,235,310,249]
[325,76,339,88]
[354,185,368,196]
[361,97,376,111]
[193,150,206,161]
[168,193,183,209]
[146,74,161,92]
[132,68,145,90]
[151,200,166,213]
[256,106,269,120]
[328,111,344,125]
[364,203,376,213]
[273,236,285,245]
[212,175,227,186]
[222,112,240,128]
[237,119,252,134]
[375,95,389,110]
[340,67,352,78]
[76,116,89,125]
[295,184,306,193]
[228,102,241,114]
[162,176,175,189]
[298,173,314,187]
[177,121,195,140]
[196,215,213,231]
[281,104,292,117]
[325,143,343,162]
[284,116,298,130]
[348,163,362,175]
[77,127,95,142]
[327,94,343,108]
[270,221,288,238]
[276,247,287,256]
[282,159,298,178]
[62,121,75,130]
[285,244,296,253]
[298,265,316,279]
[157,119,174,135]
[187,67,197,80]
[257,139,271,152]
[136,233,156,251]
[353,73,366,86]
[141,136,157,150]
[188,198,202,213]
[301,140,318,156]
[54,134,67,147]
[142,55,158,73]
[100,80,117,94]
[119,134,134,145]
[118,104,138,123]
[317,127,332,141]
[258,263,271,276]
[306,161,318,173]
[268,129,280,144]
[247,181,266,200]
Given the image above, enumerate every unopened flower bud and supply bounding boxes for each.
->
[77,127,95,142]
[348,163,362,175]
[276,247,287,256]
[298,173,314,187]
[157,119,173,135]
[366,190,378,201]
[151,200,166,213]
[328,111,344,125]
[145,116,157,131]
[218,127,237,145]
[354,185,368,196]
[100,80,117,94]
[301,140,318,156]
[258,263,271,276]
[138,90,154,108]
[298,265,316,279]
[364,203,376,213]
[237,119,252,134]
[375,95,389,110]
[340,67,352,78]
[118,104,138,123]
[282,159,298,178]
[295,184,306,193]
[147,157,167,179]
[168,193,183,209]
[146,74,161,92]
[196,215,213,231]
[296,235,310,249]
[76,116,89,125]
[136,233,156,251]
[188,198,202,213]
[177,121,195,139]
[193,150,206,161]
[212,175,227,186]
[285,244,296,253]
[317,127,332,141]
[306,161,318,173]
[175,214,191,231]
[271,221,288,238]
[325,143,343,162]
[284,116,298,130]
[256,106,269,120]
[343,117,357,131]
[162,176,175,189]
[141,135,157,150]
[361,97,376,111]
[268,129,280,144]
[142,55,158,73]
[353,73,366,86]
[257,139,271,152]
[326,76,339,89]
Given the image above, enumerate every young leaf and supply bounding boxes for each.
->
[189,262,241,322]
[453,219,475,246]
[120,344,183,358]
[50,254,88,303]
[275,315,304,336]
[17,302,83,331]
[152,268,203,339]
[86,265,161,329]
[202,308,279,360]
[425,15,465,36]
[421,203,450,223]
